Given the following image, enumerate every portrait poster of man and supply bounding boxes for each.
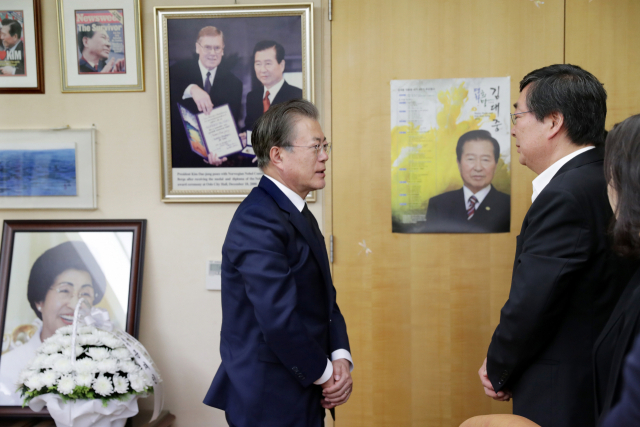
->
[75,9,126,74]
[0,231,135,406]
[163,13,305,195]
[0,10,26,76]
[391,78,511,234]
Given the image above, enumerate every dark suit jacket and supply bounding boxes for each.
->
[486,147,635,427]
[424,185,510,233]
[594,266,640,425]
[244,81,303,131]
[2,40,24,75]
[203,177,350,427]
[601,330,640,427]
[169,57,243,168]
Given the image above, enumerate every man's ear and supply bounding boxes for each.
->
[547,111,565,140]
[269,146,284,170]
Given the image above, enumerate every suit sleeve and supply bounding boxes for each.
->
[602,337,640,426]
[486,185,592,391]
[225,204,329,387]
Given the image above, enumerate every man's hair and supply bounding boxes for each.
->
[197,26,224,44]
[604,114,640,258]
[519,64,607,147]
[77,30,101,53]
[253,40,285,64]
[252,99,318,169]
[455,130,500,162]
[1,19,22,40]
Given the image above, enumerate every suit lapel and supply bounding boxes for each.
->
[258,177,333,292]
[272,81,291,105]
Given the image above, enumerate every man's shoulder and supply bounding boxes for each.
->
[487,187,511,204]
[277,81,303,101]
[429,188,462,205]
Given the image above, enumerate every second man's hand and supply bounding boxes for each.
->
[321,359,353,408]
[190,85,214,114]
[478,357,511,401]
[204,153,227,166]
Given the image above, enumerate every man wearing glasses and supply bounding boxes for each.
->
[478,64,635,427]
[204,100,353,427]
[169,26,243,167]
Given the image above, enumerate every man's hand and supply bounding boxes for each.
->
[478,357,511,401]
[190,85,214,114]
[239,132,247,147]
[0,65,16,75]
[204,153,227,166]
[100,58,116,73]
[321,359,352,408]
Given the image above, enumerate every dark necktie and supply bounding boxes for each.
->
[302,204,324,244]
[263,91,271,113]
[204,71,211,92]
[467,195,478,220]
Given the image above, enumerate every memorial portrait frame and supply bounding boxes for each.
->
[56,0,144,93]
[154,3,315,203]
[0,0,45,94]
[0,219,146,416]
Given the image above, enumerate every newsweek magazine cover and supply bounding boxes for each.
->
[0,10,26,76]
[75,9,126,74]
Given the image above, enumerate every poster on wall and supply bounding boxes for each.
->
[0,0,44,94]
[155,4,314,202]
[391,77,511,234]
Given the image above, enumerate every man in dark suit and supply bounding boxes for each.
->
[169,26,243,168]
[204,99,353,427]
[243,40,303,132]
[425,129,510,233]
[0,19,24,75]
[478,64,635,427]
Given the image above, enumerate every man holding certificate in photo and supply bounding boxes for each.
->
[169,26,248,168]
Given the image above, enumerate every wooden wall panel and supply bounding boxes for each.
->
[565,0,640,128]
[330,1,564,425]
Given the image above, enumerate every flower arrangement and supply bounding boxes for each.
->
[18,324,154,407]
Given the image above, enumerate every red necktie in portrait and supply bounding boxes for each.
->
[263,91,271,113]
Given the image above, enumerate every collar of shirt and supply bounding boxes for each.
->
[263,78,286,103]
[8,41,19,52]
[198,60,217,88]
[264,174,305,212]
[463,185,492,209]
[531,145,595,203]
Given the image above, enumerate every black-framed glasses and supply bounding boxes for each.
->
[197,42,223,54]
[288,142,332,156]
[510,111,532,125]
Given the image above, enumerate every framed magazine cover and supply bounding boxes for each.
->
[0,219,146,415]
[56,0,144,93]
[0,0,44,94]
[154,4,315,203]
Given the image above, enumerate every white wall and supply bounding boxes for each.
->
[0,0,326,425]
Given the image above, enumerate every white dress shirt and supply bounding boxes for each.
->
[182,60,218,99]
[463,184,492,217]
[531,146,595,203]
[263,78,286,104]
[264,175,354,384]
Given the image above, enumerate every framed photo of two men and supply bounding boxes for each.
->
[391,77,512,234]
[155,4,314,202]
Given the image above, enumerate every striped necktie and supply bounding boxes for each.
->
[467,195,478,220]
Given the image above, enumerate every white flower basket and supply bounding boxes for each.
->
[28,393,139,427]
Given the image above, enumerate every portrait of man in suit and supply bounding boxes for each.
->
[204,99,353,427]
[169,26,243,168]
[425,129,510,233]
[243,40,303,132]
[478,64,636,427]
[0,19,24,76]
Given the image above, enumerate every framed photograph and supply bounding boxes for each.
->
[56,0,144,92]
[155,4,315,202]
[0,220,146,414]
[0,0,44,94]
[0,128,96,210]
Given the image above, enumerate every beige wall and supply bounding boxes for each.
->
[0,1,326,426]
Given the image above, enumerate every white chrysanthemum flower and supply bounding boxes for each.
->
[93,374,113,396]
[43,353,63,369]
[112,374,129,394]
[18,369,36,385]
[61,345,84,358]
[24,374,43,390]
[102,336,123,349]
[97,358,118,374]
[57,325,73,335]
[141,372,154,387]
[76,372,94,387]
[57,375,75,395]
[40,342,61,355]
[75,358,98,374]
[30,354,47,370]
[118,360,139,374]
[57,335,72,347]
[78,326,94,335]
[111,348,130,360]
[53,357,73,375]
[128,373,146,393]
[40,370,58,388]
[79,334,98,346]
[87,347,110,361]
